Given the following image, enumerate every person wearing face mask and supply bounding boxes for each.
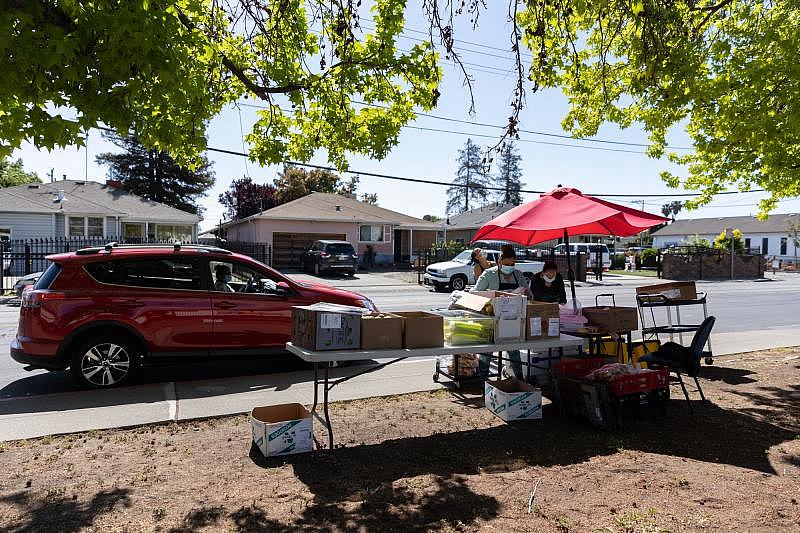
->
[473,248,531,380]
[213,264,235,292]
[532,261,567,304]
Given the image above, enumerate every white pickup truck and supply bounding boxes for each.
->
[423,249,545,292]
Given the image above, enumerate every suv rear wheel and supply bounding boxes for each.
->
[70,334,140,389]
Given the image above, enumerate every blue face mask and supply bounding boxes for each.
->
[500,265,515,274]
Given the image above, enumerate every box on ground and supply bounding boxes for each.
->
[393,311,444,348]
[582,306,638,333]
[251,403,313,457]
[454,291,526,319]
[636,281,697,301]
[292,303,362,351]
[484,378,543,421]
[494,317,524,341]
[526,301,560,339]
[360,313,403,350]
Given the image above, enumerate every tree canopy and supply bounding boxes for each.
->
[2,1,798,214]
[0,157,40,188]
[494,141,523,206]
[447,139,490,215]
[96,132,215,217]
[219,177,279,220]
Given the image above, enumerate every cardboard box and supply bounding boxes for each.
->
[291,303,362,351]
[454,291,527,319]
[360,313,404,350]
[250,403,313,457]
[494,318,524,342]
[393,311,444,348]
[636,281,697,301]
[526,301,560,340]
[484,378,543,422]
[582,306,639,333]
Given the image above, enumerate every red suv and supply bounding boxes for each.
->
[11,244,376,389]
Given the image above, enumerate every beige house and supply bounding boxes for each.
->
[223,193,439,269]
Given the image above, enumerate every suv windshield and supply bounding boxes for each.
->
[452,250,472,263]
[325,243,355,255]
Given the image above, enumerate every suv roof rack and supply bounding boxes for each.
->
[74,243,233,255]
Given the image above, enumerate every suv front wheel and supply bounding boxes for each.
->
[70,334,140,388]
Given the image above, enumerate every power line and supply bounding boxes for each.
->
[237,101,690,152]
[203,142,764,199]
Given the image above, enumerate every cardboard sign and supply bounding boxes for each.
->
[320,313,342,330]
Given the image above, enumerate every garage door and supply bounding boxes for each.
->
[272,232,347,270]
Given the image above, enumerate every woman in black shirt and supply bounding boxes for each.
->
[532,261,567,304]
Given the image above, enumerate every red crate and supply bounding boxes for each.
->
[553,357,606,378]
[608,368,669,396]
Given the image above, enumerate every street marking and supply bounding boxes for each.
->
[165,382,178,421]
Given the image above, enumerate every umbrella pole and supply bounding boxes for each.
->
[564,229,577,310]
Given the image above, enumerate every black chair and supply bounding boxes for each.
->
[640,316,716,413]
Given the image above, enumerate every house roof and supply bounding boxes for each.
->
[229,192,439,230]
[652,213,800,237]
[0,180,199,223]
[445,202,516,230]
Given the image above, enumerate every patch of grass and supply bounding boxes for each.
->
[436,518,467,532]
[611,508,664,532]
[608,270,658,277]
[677,477,690,488]
[152,507,166,522]
[555,514,570,532]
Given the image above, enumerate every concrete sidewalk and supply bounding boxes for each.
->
[2,328,799,441]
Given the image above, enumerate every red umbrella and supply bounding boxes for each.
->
[472,186,669,303]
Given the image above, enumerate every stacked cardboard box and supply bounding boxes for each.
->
[393,311,444,348]
[447,353,478,377]
[635,281,697,301]
[525,301,560,340]
[582,306,638,333]
[291,303,363,351]
[453,290,527,342]
[360,313,403,350]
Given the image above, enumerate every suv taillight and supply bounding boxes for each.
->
[22,290,65,309]
[320,252,330,258]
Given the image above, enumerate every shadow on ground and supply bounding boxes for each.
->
[241,379,799,531]
[0,488,131,533]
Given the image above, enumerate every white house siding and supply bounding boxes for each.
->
[54,214,65,237]
[0,212,55,240]
[653,232,799,261]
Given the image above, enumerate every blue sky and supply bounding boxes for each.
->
[11,3,800,231]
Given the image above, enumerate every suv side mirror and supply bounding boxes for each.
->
[275,281,291,295]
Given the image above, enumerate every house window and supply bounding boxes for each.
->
[155,224,193,242]
[123,223,144,240]
[359,225,385,242]
[87,217,104,237]
[744,238,751,251]
[780,237,787,255]
[68,217,85,237]
[762,237,769,255]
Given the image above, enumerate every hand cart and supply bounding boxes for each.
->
[636,291,713,364]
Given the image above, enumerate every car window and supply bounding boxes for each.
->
[325,243,355,255]
[84,258,202,290]
[34,262,62,290]
[209,260,280,294]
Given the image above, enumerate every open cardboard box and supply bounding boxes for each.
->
[250,403,313,457]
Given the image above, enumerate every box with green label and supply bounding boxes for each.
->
[484,378,542,422]
[250,403,313,457]
[292,303,363,351]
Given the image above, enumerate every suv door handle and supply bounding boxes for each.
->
[119,299,145,308]
[214,301,237,309]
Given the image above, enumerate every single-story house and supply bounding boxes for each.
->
[0,179,199,242]
[222,192,440,268]
[651,213,800,260]
[443,203,516,244]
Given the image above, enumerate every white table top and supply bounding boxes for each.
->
[285,335,584,363]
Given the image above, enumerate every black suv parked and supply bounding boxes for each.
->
[300,240,357,276]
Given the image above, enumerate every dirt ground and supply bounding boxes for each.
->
[1,349,799,532]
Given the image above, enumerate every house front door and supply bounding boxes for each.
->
[394,229,402,262]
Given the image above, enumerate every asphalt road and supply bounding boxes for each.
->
[1,272,798,401]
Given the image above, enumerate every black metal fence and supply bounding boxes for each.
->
[0,237,272,292]
[415,245,594,286]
